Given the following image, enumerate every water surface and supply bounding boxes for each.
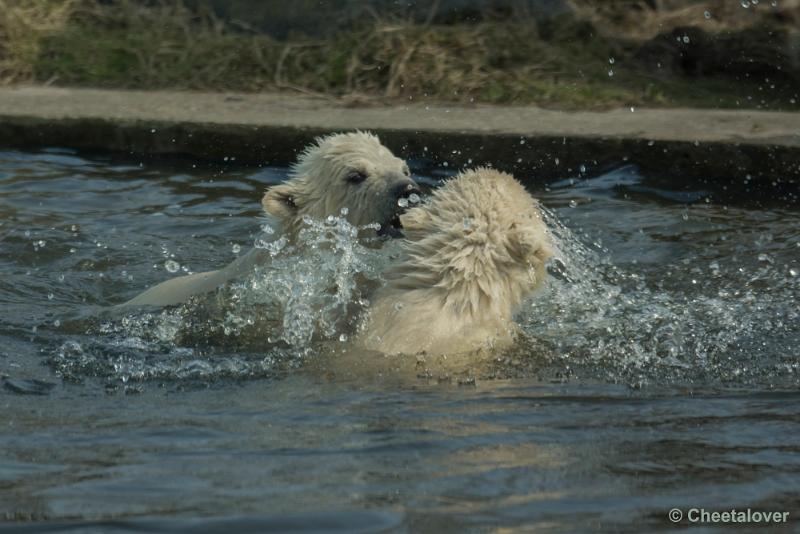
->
[1,149,798,532]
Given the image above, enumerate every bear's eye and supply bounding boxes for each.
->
[345,170,368,184]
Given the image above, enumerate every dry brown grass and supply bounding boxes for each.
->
[0,0,796,110]
[40,0,282,90]
[0,0,78,83]
[273,20,602,105]
[569,0,800,39]
[30,2,609,105]
[348,24,493,99]
[277,23,509,101]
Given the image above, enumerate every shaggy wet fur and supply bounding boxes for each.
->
[263,131,414,236]
[357,168,553,357]
[122,131,415,307]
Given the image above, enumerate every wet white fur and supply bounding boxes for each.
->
[357,168,553,356]
[121,132,409,307]
[262,131,411,234]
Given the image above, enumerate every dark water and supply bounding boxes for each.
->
[1,149,798,532]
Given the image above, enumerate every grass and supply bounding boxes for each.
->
[0,0,78,83]
[1,0,798,110]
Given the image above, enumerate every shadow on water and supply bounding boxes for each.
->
[1,148,799,529]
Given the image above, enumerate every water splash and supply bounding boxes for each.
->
[53,212,391,382]
[520,206,800,387]
[221,212,386,346]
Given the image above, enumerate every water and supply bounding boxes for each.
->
[1,149,798,531]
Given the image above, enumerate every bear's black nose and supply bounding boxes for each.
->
[392,181,422,201]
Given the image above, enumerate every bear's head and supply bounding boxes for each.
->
[394,167,553,317]
[262,131,420,238]
[355,168,554,358]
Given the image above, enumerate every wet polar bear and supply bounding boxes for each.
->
[337,168,553,379]
[123,132,419,307]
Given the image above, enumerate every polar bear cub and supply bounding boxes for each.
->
[357,168,553,357]
[122,132,419,307]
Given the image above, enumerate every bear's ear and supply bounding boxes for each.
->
[508,222,553,266]
[262,183,300,220]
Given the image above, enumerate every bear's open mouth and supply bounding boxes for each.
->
[377,215,404,238]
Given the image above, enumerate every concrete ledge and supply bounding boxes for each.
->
[0,86,798,203]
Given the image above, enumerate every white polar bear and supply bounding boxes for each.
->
[350,168,553,376]
[122,132,419,308]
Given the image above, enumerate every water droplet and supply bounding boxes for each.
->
[579,164,587,174]
[608,57,615,64]
[339,334,348,342]
[397,197,409,208]
[340,207,349,216]
[704,10,711,18]
[630,106,635,112]
[47,293,54,300]
[741,0,750,7]
[232,244,241,254]
[165,260,180,273]
[53,319,61,327]
[463,217,472,230]
[608,69,614,77]
[569,200,578,208]
[408,193,421,205]
[58,274,65,282]
[789,268,798,277]
[682,35,690,44]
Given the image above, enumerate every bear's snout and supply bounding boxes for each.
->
[391,180,421,202]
